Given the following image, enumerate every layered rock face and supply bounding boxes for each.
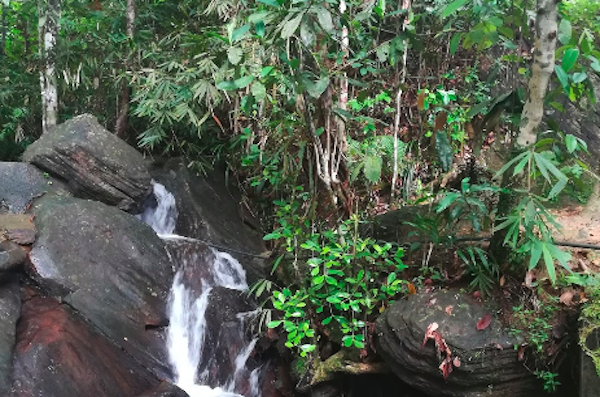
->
[0,114,273,397]
[23,114,151,211]
[376,290,539,397]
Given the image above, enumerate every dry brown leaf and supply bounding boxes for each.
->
[559,290,574,306]
[445,305,453,315]
[524,270,534,288]
[417,90,426,111]
[476,313,492,331]
[499,275,505,287]
[435,111,448,131]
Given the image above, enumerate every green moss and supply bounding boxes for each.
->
[580,290,600,376]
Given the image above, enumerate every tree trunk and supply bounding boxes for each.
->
[490,0,560,263]
[515,0,560,147]
[38,0,61,134]
[114,0,135,137]
[390,0,411,200]
[1,2,6,58]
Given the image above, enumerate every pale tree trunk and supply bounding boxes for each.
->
[1,2,6,59]
[491,0,559,264]
[38,0,61,134]
[390,0,411,200]
[516,0,559,147]
[115,0,135,137]
[337,0,349,152]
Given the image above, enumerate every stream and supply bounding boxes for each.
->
[139,182,261,397]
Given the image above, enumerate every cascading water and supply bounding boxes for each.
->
[140,181,261,397]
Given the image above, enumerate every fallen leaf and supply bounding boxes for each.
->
[493,343,503,350]
[422,322,439,347]
[499,275,505,287]
[424,278,433,286]
[452,356,461,367]
[426,298,438,307]
[472,290,481,299]
[407,282,417,295]
[445,305,453,315]
[559,291,574,306]
[476,313,493,331]
[417,90,426,111]
[439,357,453,379]
[518,345,526,361]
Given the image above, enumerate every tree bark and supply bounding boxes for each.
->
[490,0,560,263]
[515,0,560,147]
[391,0,411,200]
[115,0,135,137]
[38,0,61,134]
[1,2,6,58]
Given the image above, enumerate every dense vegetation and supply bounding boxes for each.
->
[2,0,600,392]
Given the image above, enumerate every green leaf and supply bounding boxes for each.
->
[281,13,303,39]
[435,132,453,172]
[217,81,238,91]
[512,153,530,176]
[529,241,542,270]
[565,134,577,153]
[554,65,569,91]
[256,0,280,7]
[571,72,587,84]
[251,81,267,101]
[589,56,600,73]
[263,232,280,240]
[363,155,383,183]
[450,33,461,55]
[316,8,334,31]
[542,244,556,284]
[562,48,579,73]
[227,47,244,65]
[232,24,251,42]
[261,66,275,78]
[558,19,572,45]
[441,0,468,18]
[306,76,330,99]
[234,75,255,89]
[268,320,283,328]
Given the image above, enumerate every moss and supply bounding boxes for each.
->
[580,290,600,376]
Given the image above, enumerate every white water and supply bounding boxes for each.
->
[140,181,260,397]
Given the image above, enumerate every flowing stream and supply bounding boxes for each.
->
[139,182,261,397]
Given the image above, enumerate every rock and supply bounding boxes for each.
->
[580,325,600,397]
[23,114,151,211]
[0,162,68,214]
[0,215,36,245]
[0,275,21,395]
[135,382,189,397]
[27,195,174,378]
[0,241,27,272]
[11,295,157,397]
[375,290,538,397]
[368,205,435,243]
[150,159,266,283]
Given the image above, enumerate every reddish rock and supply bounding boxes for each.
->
[11,296,157,397]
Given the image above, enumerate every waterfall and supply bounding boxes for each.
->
[140,181,260,397]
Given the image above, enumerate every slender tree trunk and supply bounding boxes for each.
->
[490,0,560,263]
[391,0,411,200]
[516,0,560,147]
[1,2,6,58]
[337,0,349,152]
[38,0,61,134]
[115,0,135,137]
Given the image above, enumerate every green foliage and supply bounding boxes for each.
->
[457,246,498,297]
[347,135,406,184]
[535,370,561,393]
[263,214,407,356]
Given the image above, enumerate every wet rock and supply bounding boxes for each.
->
[0,162,68,214]
[0,215,36,245]
[23,114,151,211]
[375,289,538,396]
[0,241,27,272]
[11,296,157,397]
[28,195,174,378]
[0,275,21,395]
[580,325,600,397]
[135,382,189,397]
[150,159,267,283]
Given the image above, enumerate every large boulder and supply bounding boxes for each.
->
[0,241,27,273]
[11,295,157,397]
[0,275,20,395]
[0,162,68,214]
[150,159,267,283]
[23,114,151,211]
[135,382,189,397]
[27,195,174,378]
[375,290,538,396]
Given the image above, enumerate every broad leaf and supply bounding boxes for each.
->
[316,8,334,31]
[281,13,303,39]
[251,81,267,101]
[554,65,569,90]
[565,134,577,153]
[306,76,330,99]
[256,0,280,7]
[364,156,383,183]
[435,132,453,172]
[227,47,243,65]
[450,33,461,55]
[558,19,572,45]
[562,48,579,73]
[232,24,251,42]
[441,0,468,18]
